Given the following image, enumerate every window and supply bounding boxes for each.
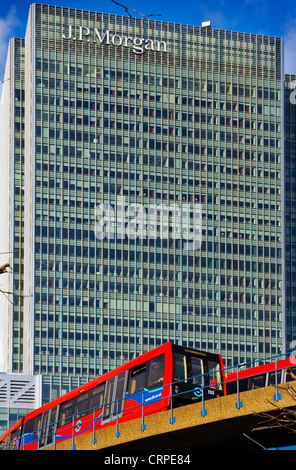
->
[59,400,74,426]
[248,374,266,389]
[74,393,90,419]
[173,353,187,382]
[23,416,39,435]
[10,427,22,449]
[90,384,104,409]
[190,357,203,385]
[267,371,282,386]
[128,364,146,395]
[208,360,223,390]
[32,414,42,440]
[146,355,164,389]
[285,367,296,382]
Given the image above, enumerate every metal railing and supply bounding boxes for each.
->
[1,350,295,450]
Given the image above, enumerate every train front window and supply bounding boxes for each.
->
[190,357,203,385]
[173,353,187,383]
[147,355,164,389]
[208,360,223,390]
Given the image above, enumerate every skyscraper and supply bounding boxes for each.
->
[0,3,285,404]
[0,36,26,373]
[284,74,296,349]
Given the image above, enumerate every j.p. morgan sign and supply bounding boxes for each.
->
[63,24,168,55]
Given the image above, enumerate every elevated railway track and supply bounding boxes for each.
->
[48,380,296,451]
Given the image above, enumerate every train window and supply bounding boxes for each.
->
[11,426,22,449]
[267,371,282,386]
[90,384,105,410]
[2,434,10,449]
[173,353,187,383]
[2,432,12,448]
[285,367,296,382]
[74,392,90,419]
[128,364,146,395]
[226,380,237,395]
[146,355,164,389]
[23,415,39,435]
[190,357,203,385]
[32,414,42,440]
[208,360,223,390]
[226,377,249,394]
[248,374,266,390]
[59,400,75,427]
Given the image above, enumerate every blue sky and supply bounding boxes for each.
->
[1,0,296,80]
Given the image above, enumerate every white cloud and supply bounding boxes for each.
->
[0,6,21,80]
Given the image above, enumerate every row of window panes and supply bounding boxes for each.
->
[36,62,280,100]
[39,5,279,43]
[35,68,281,99]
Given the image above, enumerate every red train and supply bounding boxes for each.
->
[0,342,225,450]
[225,355,296,394]
[2,342,295,450]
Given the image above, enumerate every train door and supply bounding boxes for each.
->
[38,410,49,448]
[46,406,58,447]
[172,350,202,404]
[187,355,205,400]
[102,371,127,424]
[188,354,223,399]
[38,406,58,449]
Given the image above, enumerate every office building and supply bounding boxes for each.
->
[284,74,296,349]
[0,3,285,405]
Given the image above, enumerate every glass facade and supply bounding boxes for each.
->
[0,37,25,373]
[12,39,26,374]
[1,3,285,402]
[284,74,296,348]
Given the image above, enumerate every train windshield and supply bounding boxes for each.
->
[173,348,223,390]
[208,361,223,390]
[173,353,188,382]
[190,357,203,385]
